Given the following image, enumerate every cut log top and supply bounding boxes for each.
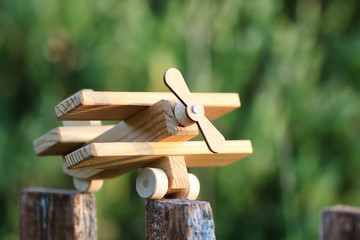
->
[21,188,82,195]
[19,188,97,240]
[323,205,360,213]
[55,89,240,121]
[145,199,216,240]
[321,205,360,240]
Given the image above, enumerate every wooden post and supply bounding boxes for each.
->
[19,188,97,240]
[320,205,360,240]
[145,199,216,239]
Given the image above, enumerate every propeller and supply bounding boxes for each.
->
[163,68,225,153]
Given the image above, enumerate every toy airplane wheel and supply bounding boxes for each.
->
[136,168,169,199]
[73,178,104,193]
[184,173,200,200]
[169,173,200,200]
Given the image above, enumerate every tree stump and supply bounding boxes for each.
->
[145,199,216,239]
[321,205,360,240]
[19,188,97,240]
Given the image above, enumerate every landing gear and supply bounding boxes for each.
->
[136,167,200,200]
[73,178,104,193]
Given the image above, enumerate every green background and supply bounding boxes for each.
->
[1,0,360,239]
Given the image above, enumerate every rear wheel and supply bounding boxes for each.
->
[73,178,104,193]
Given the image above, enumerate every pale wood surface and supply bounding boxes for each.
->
[163,68,225,153]
[174,102,194,126]
[19,188,97,240]
[186,173,200,200]
[62,120,102,126]
[145,199,215,239]
[149,156,189,194]
[72,178,104,193]
[83,100,198,180]
[136,168,169,199]
[197,115,225,153]
[64,140,253,170]
[163,68,193,106]
[321,205,360,240]
[90,100,198,144]
[33,125,114,156]
[35,100,198,158]
[55,89,240,121]
[62,156,103,179]
[168,173,200,200]
[59,100,198,180]
[59,121,107,182]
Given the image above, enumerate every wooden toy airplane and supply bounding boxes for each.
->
[33,68,253,200]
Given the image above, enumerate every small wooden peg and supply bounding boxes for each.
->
[73,178,104,193]
[174,102,195,127]
[136,168,169,199]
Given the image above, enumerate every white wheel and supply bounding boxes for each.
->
[136,168,168,199]
[184,173,200,200]
[73,178,104,193]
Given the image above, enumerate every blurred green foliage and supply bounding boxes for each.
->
[1,0,360,239]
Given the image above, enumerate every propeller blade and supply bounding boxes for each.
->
[163,68,193,106]
[164,67,226,153]
[197,116,225,153]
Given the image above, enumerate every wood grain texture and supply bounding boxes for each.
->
[136,168,169,199]
[19,188,97,240]
[62,157,103,180]
[62,120,102,126]
[321,205,360,240]
[84,100,198,180]
[149,156,189,194]
[59,121,107,182]
[145,199,215,240]
[55,90,240,121]
[61,100,198,180]
[163,68,193,106]
[35,100,198,158]
[33,125,114,156]
[90,100,198,144]
[72,178,103,193]
[64,140,253,170]
[197,115,225,153]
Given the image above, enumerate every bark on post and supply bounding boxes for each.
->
[321,205,360,240]
[145,199,216,239]
[19,188,97,240]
